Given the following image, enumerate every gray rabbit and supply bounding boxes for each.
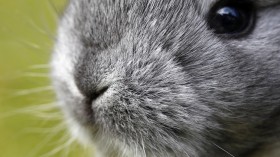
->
[51,0,280,156]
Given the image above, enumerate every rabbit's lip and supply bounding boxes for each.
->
[71,86,113,126]
[69,98,96,126]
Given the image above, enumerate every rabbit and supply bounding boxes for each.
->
[51,0,280,156]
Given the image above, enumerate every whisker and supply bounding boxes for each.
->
[17,123,66,140]
[47,0,60,18]
[30,112,62,120]
[26,124,65,157]
[13,86,53,96]
[38,11,56,40]
[81,144,92,157]
[5,2,72,157]
[16,39,42,50]
[22,124,66,134]
[212,142,236,157]
[22,72,50,78]
[41,137,75,157]
[0,102,59,119]
[55,132,72,145]
[23,11,56,40]
[20,102,58,111]
[26,16,51,37]
[60,140,72,157]
[62,143,71,157]
[0,71,49,81]
[18,110,61,120]
[28,64,50,69]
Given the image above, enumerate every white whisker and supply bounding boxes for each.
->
[62,142,71,157]
[26,125,63,157]
[21,102,58,111]
[47,0,60,18]
[38,11,56,40]
[41,137,75,157]
[16,39,42,50]
[0,102,59,120]
[30,112,62,120]
[212,142,236,157]
[22,123,66,134]
[26,16,50,36]
[29,64,50,69]
[23,72,50,78]
[13,86,53,96]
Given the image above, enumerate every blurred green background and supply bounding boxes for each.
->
[0,0,90,156]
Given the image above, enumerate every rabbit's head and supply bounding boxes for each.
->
[51,0,280,156]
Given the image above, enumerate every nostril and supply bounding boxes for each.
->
[79,86,109,124]
[84,87,109,106]
[88,86,109,102]
[74,60,110,102]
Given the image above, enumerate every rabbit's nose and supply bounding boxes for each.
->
[83,85,109,102]
[73,51,111,102]
[74,73,109,102]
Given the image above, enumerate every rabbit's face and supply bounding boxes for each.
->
[52,0,280,156]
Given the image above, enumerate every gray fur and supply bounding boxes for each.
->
[51,0,280,156]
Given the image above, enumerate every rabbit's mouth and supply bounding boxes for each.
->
[56,75,215,156]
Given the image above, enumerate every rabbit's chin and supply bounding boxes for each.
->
[66,122,146,157]
[68,117,280,157]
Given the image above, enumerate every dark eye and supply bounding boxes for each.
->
[208,1,256,36]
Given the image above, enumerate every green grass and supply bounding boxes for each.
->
[0,1,90,156]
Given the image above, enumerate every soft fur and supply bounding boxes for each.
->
[51,0,280,156]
